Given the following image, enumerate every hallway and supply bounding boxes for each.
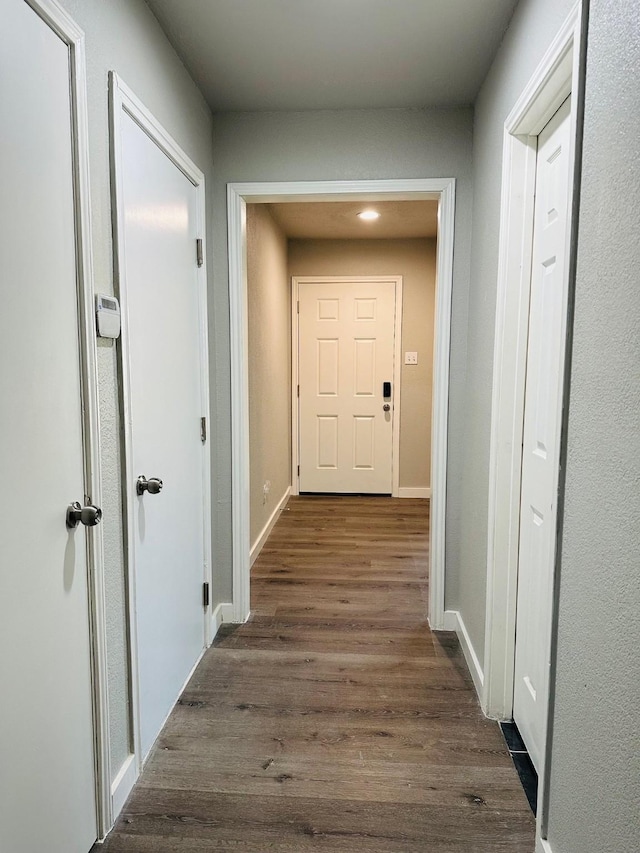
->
[100,497,534,851]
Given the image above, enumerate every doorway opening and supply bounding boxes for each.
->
[227,179,456,630]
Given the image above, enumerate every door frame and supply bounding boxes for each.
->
[20,0,109,840]
[227,178,456,626]
[482,3,582,849]
[291,275,404,497]
[109,73,212,811]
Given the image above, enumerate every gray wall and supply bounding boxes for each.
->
[456,0,576,666]
[246,205,291,546]
[61,0,214,783]
[211,106,474,604]
[546,1,640,849]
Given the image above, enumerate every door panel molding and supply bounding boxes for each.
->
[483,2,582,846]
[109,72,212,818]
[292,276,402,497]
[228,178,456,628]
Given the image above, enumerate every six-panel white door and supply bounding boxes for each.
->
[119,110,207,760]
[298,280,397,493]
[0,2,97,850]
[513,97,572,772]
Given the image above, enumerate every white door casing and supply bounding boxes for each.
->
[0,0,102,849]
[227,179,455,628]
[296,278,399,494]
[111,77,211,766]
[513,97,572,773]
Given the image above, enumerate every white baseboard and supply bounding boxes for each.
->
[211,601,235,640]
[397,487,431,498]
[537,838,554,853]
[111,753,137,821]
[250,486,291,566]
[443,609,485,699]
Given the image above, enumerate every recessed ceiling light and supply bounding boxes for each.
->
[357,210,380,221]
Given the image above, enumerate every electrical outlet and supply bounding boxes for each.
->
[262,480,271,504]
[405,351,418,365]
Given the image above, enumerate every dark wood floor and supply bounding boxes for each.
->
[101,496,534,852]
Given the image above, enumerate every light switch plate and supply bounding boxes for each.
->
[405,351,418,365]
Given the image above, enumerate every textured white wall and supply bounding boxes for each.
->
[60,0,214,782]
[546,1,640,848]
[455,0,576,667]
[211,106,474,603]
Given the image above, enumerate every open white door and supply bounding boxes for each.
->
[297,278,398,494]
[0,1,98,850]
[113,84,210,762]
[513,97,572,772]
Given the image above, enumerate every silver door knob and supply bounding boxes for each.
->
[383,404,391,412]
[136,475,163,496]
[66,501,102,529]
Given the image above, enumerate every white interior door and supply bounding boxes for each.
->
[0,1,97,850]
[514,97,572,772]
[119,109,207,760]
[298,279,397,493]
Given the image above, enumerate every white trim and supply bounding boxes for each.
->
[428,179,455,630]
[250,486,291,565]
[110,76,206,185]
[228,185,251,623]
[391,279,404,499]
[291,276,300,496]
[444,610,485,697]
[109,73,212,787]
[211,602,236,639]
[110,754,137,822]
[397,487,431,499]
[228,179,455,630]
[25,0,110,840]
[537,839,554,853]
[291,276,403,497]
[484,2,580,721]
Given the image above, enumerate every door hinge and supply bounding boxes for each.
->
[297,465,300,476]
[196,238,204,268]
[203,581,210,608]
[297,300,299,313]
[200,416,207,443]
[297,384,299,398]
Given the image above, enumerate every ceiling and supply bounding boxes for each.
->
[265,200,439,240]
[146,0,519,112]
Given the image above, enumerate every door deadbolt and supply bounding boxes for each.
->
[66,501,103,529]
[136,475,164,496]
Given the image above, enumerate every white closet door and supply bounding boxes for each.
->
[119,110,207,760]
[514,97,572,772]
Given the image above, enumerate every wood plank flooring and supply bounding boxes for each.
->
[100,496,534,852]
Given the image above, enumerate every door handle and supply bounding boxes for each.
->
[66,501,102,529]
[383,404,391,412]
[136,475,164,496]
[383,381,391,398]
